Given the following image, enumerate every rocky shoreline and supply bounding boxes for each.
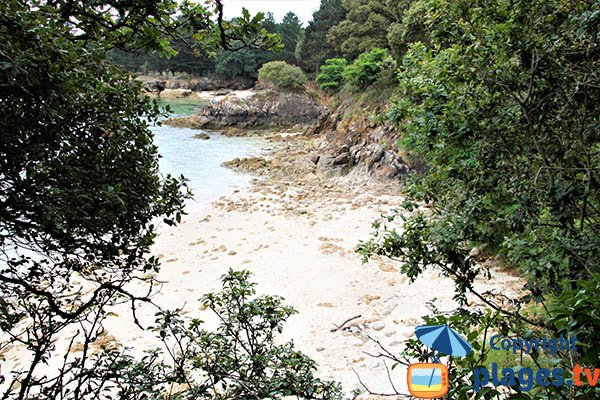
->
[164,88,413,182]
[164,89,324,131]
[140,75,256,94]
[133,130,522,397]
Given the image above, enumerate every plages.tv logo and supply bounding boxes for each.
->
[407,324,473,399]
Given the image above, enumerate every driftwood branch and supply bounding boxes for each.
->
[330,314,361,332]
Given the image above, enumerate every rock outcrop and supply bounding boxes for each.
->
[304,88,416,181]
[309,125,412,181]
[162,83,412,182]
[165,89,325,132]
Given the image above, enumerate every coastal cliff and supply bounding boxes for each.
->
[307,86,414,181]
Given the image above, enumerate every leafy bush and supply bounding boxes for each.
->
[316,58,347,91]
[151,269,343,400]
[342,48,394,89]
[258,61,307,90]
[1,269,343,399]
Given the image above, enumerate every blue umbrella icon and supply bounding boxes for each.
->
[415,324,473,357]
[415,324,473,388]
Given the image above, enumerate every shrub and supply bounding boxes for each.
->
[342,48,394,89]
[151,269,343,400]
[316,58,347,91]
[258,61,307,90]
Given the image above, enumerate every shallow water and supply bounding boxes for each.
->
[153,98,263,209]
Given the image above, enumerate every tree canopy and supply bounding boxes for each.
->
[326,0,417,61]
[112,10,306,79]
[326,0,393,60]
[359,0,600,397]
[0,1,336,398]
[278,12,304,65]
[295,0,346,73]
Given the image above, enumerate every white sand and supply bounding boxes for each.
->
[102,177,521,395]
[146,88,256,101]
[194,89,256,101]
[1,171,521,397]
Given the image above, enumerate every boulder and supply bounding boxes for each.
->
[164,89,325,131]
[193,133,210,140]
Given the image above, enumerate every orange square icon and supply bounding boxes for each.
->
[407,363,449,399]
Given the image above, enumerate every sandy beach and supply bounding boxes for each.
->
[1,134,522,397]
[101,136,522,395]
[147,88,256,102]
[4,123,518,397]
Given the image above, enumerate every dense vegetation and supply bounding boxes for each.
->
[0,1,337,398]
[3,0,600,398]
[315,58,347,90]
[295,0,346,73]
[111,10,305,79]
[110,0,350,78]
[351,0,600,398]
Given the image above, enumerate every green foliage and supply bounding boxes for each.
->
[316,58,348,90]
[214,48,258,79]
[549,275,600,366]
[278,12,304,65]
[0,0,282,398]
[326,0,419,61]
[327,0,393,60]
[5,271,343,399]
[110,38,216,76]
[359,0,600,398]
[149,270,343,400]
[193,6,281,55]
[342,48,394,89]
[109,4,282,76]
[258,61,307,90]
[214,12,305,79]
[111,10,305,79]
[386,0,430,61]
[262,12,279,34]
[295,0,346,72]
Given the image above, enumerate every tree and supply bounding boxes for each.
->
[295,0,346,73]
[0,0,284,398]
[327,0,424,61]
[326,0,393,60]
[262,12,279,34]
[278,12,304,65]
[359,0,600,398]
[385,0,429,62]
[110,39,217,76]
[316,58,348,90]
[214,48,258,79]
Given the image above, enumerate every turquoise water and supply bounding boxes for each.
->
[158,97,209,116]
[152,99,264,208]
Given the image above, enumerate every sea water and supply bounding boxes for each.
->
[152,98,264,209]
